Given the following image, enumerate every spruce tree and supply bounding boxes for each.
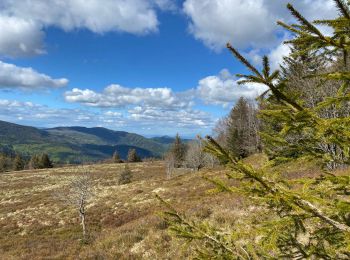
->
[161,1,350,258]
[170,133,186,168]
[226,97,259,158]
[127,149,141,163]
[29,155,41,169]
[41,153,53,168]
[0,154,9,172]
[13,154,25,171]
[112,150,122,163]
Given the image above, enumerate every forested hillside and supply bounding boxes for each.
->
[0,120,168,163]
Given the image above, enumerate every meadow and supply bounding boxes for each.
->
[0,155,332,259]
[0,161,223,259]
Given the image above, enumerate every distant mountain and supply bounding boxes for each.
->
[0,120,168,163]
[150,135,193,145]
[150,136,176,145]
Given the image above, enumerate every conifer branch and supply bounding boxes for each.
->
[286,3,325,39]
[226,43,262,78]
[334,0,350,19]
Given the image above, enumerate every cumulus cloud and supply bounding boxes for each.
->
[196,69,268,107]
[183,0,338,51]
[0,0,169,57]
[0,61,68,89]
[183,0,276,51]
[128,105,213,128]
[153,0,177,11]
[0,99,125,128]
[0,16,45,57]
[0,98,214,135]
[268,42,291,71]
[64,84,192,109]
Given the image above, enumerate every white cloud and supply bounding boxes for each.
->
[128,105,213,128]
[268,42,291,71]
[0,16,45,57]
[63,82,216,131]
[0,0,170,57]
[64,84,192,109]
[153,0,177,11]
[0,98,214,135]
[0,99,125,127]
[196,69,268,107]
[183,0,338,51]
[0,61,68,89]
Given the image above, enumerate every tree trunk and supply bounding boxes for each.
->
[80,211,86,239]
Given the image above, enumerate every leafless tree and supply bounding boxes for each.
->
[185,137,219,171]
[165,152,175,179]
[57,168,94,240]
[213,117,229,147]
[203,153,220,168]
[185,138,205,171]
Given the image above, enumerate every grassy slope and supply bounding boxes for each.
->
[0,155,340,259]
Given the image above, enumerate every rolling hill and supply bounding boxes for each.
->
[0,120,170,163]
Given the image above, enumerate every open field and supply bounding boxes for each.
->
[0,161,228,259]
[0,156,339,259]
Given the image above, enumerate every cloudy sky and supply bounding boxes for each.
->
[0,0,338,137]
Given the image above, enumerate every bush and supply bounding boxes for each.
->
[118,164,132,185]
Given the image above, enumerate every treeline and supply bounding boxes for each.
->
[0,146,147,173]
[0,152,53,173]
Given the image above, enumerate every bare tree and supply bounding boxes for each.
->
[213,117,229,147]
[185,138,206,171]
[185,137,219,171]
[165,152,175,179]
[58,168,94,241]
[203,153,219,169]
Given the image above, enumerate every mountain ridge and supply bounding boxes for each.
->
[0,120,171,163]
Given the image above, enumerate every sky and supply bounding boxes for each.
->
[0,0,338,137]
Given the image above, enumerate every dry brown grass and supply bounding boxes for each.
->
[1,156,341,259]
[0,161,237,259]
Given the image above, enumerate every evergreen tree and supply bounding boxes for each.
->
[29,155,41,169]
[0,154,9,172]
[161,1,350,258]
[40,153,53,168]
[170,133,186,168]
[127,149,141,163]
[118,164,132,185]
[13,154,25,171]
[29,154,52,169]
[226,97,259,158]
[112,150,122,163]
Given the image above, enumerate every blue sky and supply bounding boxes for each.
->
[0,0,337,137]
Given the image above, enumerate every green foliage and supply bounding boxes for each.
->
[160,1,350,258]
[41,153,53,168]
[0,154,11,172]
[13,154,25,171]
[226,97,260,158]
[29,153,53,169]
[112,150,123,163]
[0,121,166,163]
[118,164,132,185]
[170,133,186,168]
[127,149,141,163]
